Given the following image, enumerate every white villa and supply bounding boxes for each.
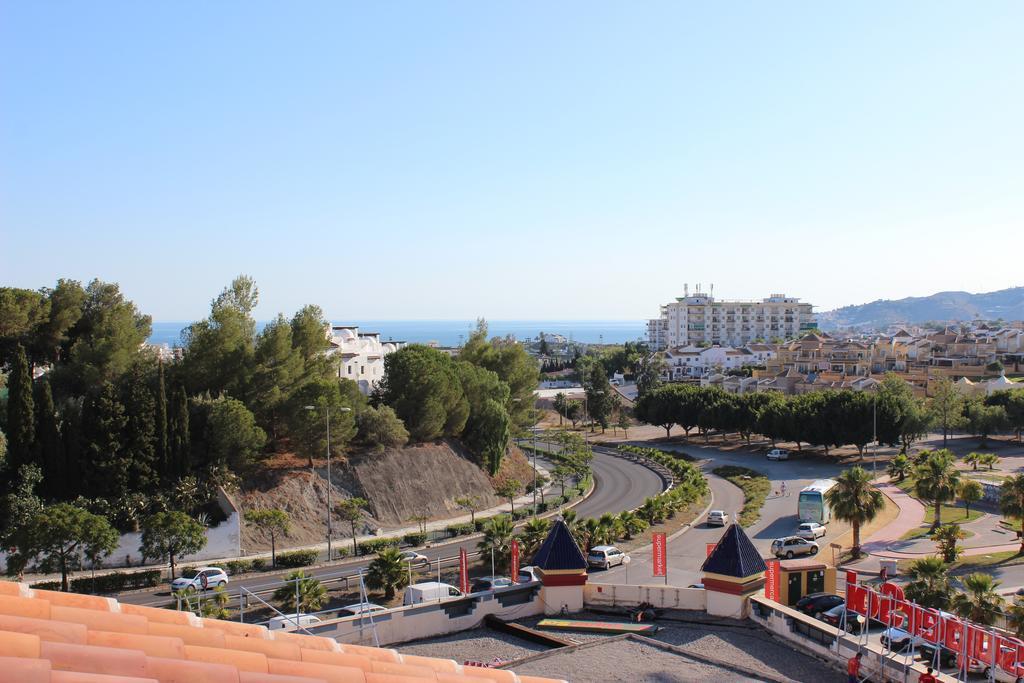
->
[327,326,406,394]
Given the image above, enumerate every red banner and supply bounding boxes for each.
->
[764,560,780,601]
[652,533,667,577]
[459,547,469,594]
[510,540,520,584]
[845,569,857,586]
[706,543,717,558]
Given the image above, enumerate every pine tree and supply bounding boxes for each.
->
[168,383,191,477]
[155,361,169,482]
[81,382,128,500]
[6,344,36,472]
[61,399,84,500]
[121,367,156,492]
[34,378,63,499]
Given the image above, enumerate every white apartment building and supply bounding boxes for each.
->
[647,287,816,350]
[327,326,405,394]
[662,344,772,380]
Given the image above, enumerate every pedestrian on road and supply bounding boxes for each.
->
[847,652,862,683]
[918,666,937,683]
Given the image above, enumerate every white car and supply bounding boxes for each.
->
[707,510,729,527]
[268,613,322,631]
[771,536,819,559]
[766,448,790,461]
[398,550,430,567]
[339,602,387,617]
[797,522,826,540]
[587,546,629,570]
[518,566,540,583]
[170,567,228,592]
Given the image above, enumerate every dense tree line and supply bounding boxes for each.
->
[634,374,1024,454]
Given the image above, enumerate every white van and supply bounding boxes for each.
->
[267,613,322,631]
[403,582,463,606]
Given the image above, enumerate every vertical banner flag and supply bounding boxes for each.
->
[510,540,520,584]
[706,543,717,558]
[459,547,469,595]
[652,532,667,577]
[764,560,780,601]
[846,569,858,587]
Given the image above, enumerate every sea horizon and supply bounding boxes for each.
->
[148,319,647,348]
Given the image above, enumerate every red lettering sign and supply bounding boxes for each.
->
[459,547,469,594]
[510,540,520,584]
[764,560,780,601]
[652,533,667,577]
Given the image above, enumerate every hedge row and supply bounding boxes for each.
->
[31,570,162,595]
[275,549,319,568]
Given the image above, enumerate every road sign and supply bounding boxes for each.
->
[652,533,667,577]
[830,542,842,549]
[765,560,780,601]
[510,540,520,584]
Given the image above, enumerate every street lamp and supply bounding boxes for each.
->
[305,404,351,560]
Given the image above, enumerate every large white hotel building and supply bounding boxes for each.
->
[647,286,817,350]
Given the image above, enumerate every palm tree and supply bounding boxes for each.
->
[887,455,911,482]
[518,517,551,559]
[618,511,649,540]
[596,513,623,545]
[904,557,952,610]
[951,573,1005,626]
[1000,474,1024,553]
[272,570,327,614]
[580,518,602,552]
[1007,598,1024,638]
[958,479,984,517]
[913,449,961,528]
[825,466,885,559]
[477,515,515,572]
[933,524,967,563]
[980,453,1001,471]
[365,547,411,601]
[965,452,983,471]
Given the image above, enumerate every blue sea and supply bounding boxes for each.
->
[147,320,646,348]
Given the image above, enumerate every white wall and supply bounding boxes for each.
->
[583,583,706,611]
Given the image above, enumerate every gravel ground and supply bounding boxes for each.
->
[396,625,549,665]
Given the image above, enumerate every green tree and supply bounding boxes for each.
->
[454,496,481,525]
[634,384,678,438]
[958,479,984,517]
[33,377,63,499]
[31,279,86,367]
[245,508,290,568]
[583,363,615,432]
[140,511,207,580]
[913,449,961,528]
[365,548,412,600]
[251,315,305,439]
[635,353,666,399]
[964,452,983,471]
[477,515,515,572]
[18,503,118,591]
[618,510,649,540]
[595,512,623,545]
[356,405,409,451]
[1000,474,1024,553]
[929,378,964,447]
[887,454,911,482]
[825,466,885,558]
[0,288,51,368]
[615,409,630,438]
[81,381,128,500]
[979,453,1000,470]
[495,478,522,515]
[933,524,967,563]
[457,362,511,473]
[552,392,567,426]
[273,570,327,613]
[379,345,469,442]
[290,304,331,363]
[168,383,191,477]
[459,320,539,430]
[336,497,368,556]
[155,362,169,482]
[121,364,158,491]
[0,464,44,578]
[1008,598,1024,639]
[518,517,551,558]
[951,573,1005,626]
[965,398,1007,448]
[5,344,35,472]
[904,557,952,610]
[203,396,267,471]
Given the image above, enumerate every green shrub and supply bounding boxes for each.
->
[276,549,319,568]
[32,570,163,595]
[445,523,474,537]
[402,533,427,546]
[30,580,61,591]
[333,547,351,560]
[225,560,254,575]
[358,537,400,555]
[251,558,267,571]
[473,519,486,533]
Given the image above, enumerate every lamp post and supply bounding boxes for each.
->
[305,404,351,561]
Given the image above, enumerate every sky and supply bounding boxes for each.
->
[2,2,1022,322]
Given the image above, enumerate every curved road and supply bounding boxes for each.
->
[117,447,667,607]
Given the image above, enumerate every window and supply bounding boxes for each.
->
[361,365,365,374]
[347,366,352,375]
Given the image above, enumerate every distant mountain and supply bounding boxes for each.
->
[819,286,1024,330]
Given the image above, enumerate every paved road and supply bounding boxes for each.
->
[117,448,667,608]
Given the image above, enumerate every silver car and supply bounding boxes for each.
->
[707,510,729,527]
[587,546,628,570]
[771,536,819,559]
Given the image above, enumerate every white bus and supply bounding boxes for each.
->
[798,479,837,524]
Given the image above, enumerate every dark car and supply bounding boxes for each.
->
[820,604,865,634]
[794,593,844,617]
[880,626,957,668]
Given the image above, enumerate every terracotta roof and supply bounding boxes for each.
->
[0,580,566,683]
[531,520,587,571]
[701,524,767,578]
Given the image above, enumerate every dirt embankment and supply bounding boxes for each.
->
[240,439,518,551]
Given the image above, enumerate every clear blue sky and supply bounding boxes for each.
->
[2,2,1021,321]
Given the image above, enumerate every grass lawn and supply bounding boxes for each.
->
[898,504,985,541]
[712,465,770,527]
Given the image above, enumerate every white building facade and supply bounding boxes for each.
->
[327,326,405,395]
[648,288,816,350]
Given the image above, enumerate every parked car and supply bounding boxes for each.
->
[820,604,865,634]
[339,602,388,617]
[518,566,540,583]
[403,582,463,605]
[881,623,958,668]
[470,576,513,593]
[771,536,819,559]
[268,613,322,631]
[587,546,629,570]
[170,567,228,593]
[797,522,827,540]
[957,647,1020,682]
[766,448,790,461]
[398,550,430,567]
[707,510,729,527]
[794,593,844,618]
[687,583,705,589]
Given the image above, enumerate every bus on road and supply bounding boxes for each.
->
[798,479,837,524]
